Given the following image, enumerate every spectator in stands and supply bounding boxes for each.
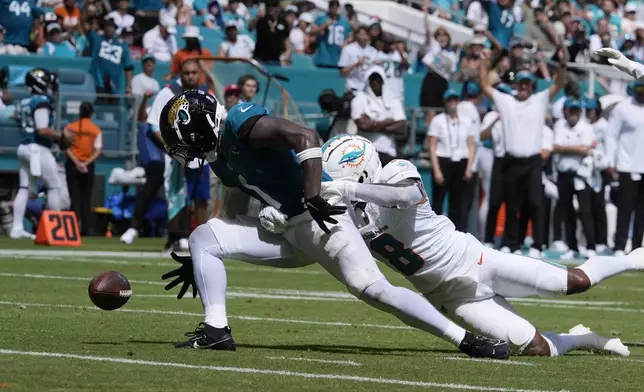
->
[590,18,615,55]
[312,0,352,68]
[253,0,291,65]
[487,50,511,84]
[169,26,212,82]
[368,18,382,45]
[427,89,476,232]
[457,36,487,81]
[237,74,258,102]
[160,0,191,25]
[218,20,255,58]
[0,25,7,55]
[132,54,161,97]
[419,1,457,121]
[567,21,591,63]
[106,0,135,35]
[201,0,225,30]
[284,5,298,28]
[553,99,598,258]
[64,102,102,236]
[343,3,359,30]
[351,67,406,165]
[338,26,378,91]
[0,0,42,54]
[224,0,248,31]
[143,14,178,62]
[607,81,644,256]
[88,16,134,99]
[375,33,409,103]
[486,0,516,50]
[223,83,240,110]
[525,7,559,59]
[82,0,112,19]
[622,3,640,35]
[40,22,77,57]
[54,0,81,33]
[597,0,622,35]
[121,26,145,60]
[290,12,313,54]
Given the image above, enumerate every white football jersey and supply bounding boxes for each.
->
[376,50,406,102]
[357,159,478,295]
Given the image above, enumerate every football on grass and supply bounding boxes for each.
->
[88,271,132,311]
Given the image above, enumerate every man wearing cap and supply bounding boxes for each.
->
[312,0,352,68]
[253,0,291,65]
[217,20,255,59]
[480,51,566,257]
[223,83,240,112]
[0,0,42,54]
[553,98,597,258]
[143,14,178,62]
[87,16,133,98]
[40,22,77,57]
[290,12,313,54]
[170,26,213,83]
[352,66,406,165]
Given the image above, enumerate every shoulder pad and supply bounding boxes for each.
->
[377,159,421,184]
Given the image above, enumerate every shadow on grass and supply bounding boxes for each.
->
[236,343,455,356]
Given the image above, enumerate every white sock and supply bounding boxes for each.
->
[576,255,634,286]
[542,331,582,357]
[189,225,229,328]
[46,188,61,211]
[361,279,466,346]
[11,188,28,232]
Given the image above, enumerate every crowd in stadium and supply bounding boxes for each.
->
[2,0,644,260]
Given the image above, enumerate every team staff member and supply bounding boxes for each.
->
[585,98,608,252]
[64,102,102,236]
[606,81,644,256]
[426,89,476,231]
[553,99,598,257]
[351,67,407,165]
[121,59,205,250]
[479,51,566,257]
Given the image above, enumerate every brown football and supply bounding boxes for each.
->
[88,271,132,311]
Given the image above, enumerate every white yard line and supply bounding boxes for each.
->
[0,348,568,392]
[265,356,361,366]
[136,293,353,302]
[506,298,626,306]
[444,356,536,367]
[0,300,413,330]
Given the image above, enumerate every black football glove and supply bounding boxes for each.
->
[304,194,347,234]
[161,252,197,299]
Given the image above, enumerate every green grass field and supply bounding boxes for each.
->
[1,237,644,391]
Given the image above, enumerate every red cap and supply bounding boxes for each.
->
[224,84,240,95]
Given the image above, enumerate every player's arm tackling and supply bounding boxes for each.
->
[326,179,426,209]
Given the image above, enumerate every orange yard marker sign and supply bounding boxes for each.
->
[35,211,82,247]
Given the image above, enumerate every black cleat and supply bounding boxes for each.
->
[459,331,510,359]
[175,322,236,351]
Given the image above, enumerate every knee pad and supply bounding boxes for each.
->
[535,264,568,296]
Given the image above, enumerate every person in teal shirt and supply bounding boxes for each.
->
[312,0,352,68]
[0,0,42,52]
[87,16,133,98]
[40,23,77,57]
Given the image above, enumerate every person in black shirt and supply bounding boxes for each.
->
[253,0,292,65]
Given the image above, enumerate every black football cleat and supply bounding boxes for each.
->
[175,322,236,351]
[458,331,510,359]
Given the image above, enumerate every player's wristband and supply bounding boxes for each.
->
[295,148,322,164]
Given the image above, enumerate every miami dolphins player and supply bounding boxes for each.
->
[311,136,639,357]
[11,68,70,239]
[158,90,509,359]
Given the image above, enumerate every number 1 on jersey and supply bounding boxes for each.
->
[369,233,424,276]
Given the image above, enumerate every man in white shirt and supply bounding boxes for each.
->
[605,81,644,255]
[121,59,203,250]
[289,12,313,53]
[131,54,161,98]
[105,0,135,35]
[376,34,410,103]
[351,66,406,165]
[553,98,598,258]
[143,15,178,62]
[480,53,566,257]
[217,21,255,58]
[338,26,379,92]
